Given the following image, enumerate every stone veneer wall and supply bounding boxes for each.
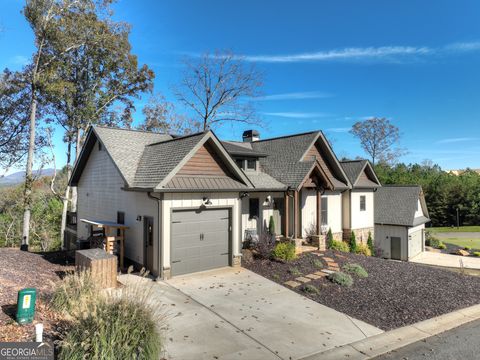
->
[333,232,343,242]
[343,227,374,244]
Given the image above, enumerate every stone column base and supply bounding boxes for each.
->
[343,228,374,244]
[311,235,326,251]
[233,255,242,267]
[162,267,171,280]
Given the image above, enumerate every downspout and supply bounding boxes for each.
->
[148,192,163,279]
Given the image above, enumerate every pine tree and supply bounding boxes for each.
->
[268,215,275,235]
[349,231,357,253]
[327,228,334,249]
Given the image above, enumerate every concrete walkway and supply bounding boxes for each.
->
[411,251,480,269]
[120,267,382,360]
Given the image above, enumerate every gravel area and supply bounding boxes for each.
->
[243,250,480,330]
[0,248,74,342]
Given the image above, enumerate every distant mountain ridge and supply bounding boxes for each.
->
[0,168,56,186]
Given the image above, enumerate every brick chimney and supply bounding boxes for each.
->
[242,130,260,142]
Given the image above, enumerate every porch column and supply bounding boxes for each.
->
[294,190,300,238]
[316,190,321,234]
[284,192,289,238]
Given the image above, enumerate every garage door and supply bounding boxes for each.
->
[408,230,423,259]
[171,208,231,276]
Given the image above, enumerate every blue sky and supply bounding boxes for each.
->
[1,0,480,172]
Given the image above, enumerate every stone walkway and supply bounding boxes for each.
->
[284,252,341,288]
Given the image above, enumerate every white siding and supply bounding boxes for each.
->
[350,190,374,230]
[162,192,241,273]
[77,141,159,273]
[324,191,342,234]
[301,189,317,237]
[408,224,425,259]
[413,199,424,219]
[374,224,408,260]
[241,192,284,240]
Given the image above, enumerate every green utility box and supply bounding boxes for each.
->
[16,288,36,324]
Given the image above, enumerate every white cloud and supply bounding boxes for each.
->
[262,111,329,118]
[326,127,351,133]
[10,55,29,66]
[241,46,432,63]
[254,91,333,101]
[436,137,479,144]
[445,41,480,52]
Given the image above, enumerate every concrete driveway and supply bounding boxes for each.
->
[121,267,382,360]
[411,252,480,269]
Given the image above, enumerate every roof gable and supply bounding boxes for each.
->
[375,186,430,226]
[341,160,381,188]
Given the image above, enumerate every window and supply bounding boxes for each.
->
[249,198,259,219]
[236,158,244,169]
[247,159,256,171]
[321,197,328,225]
[360,195,366,211]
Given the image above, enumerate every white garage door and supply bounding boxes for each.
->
[171,208,231,276]
[408,229,423,259]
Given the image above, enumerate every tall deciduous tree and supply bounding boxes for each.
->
[138,94,201,135]
[19,0,112,250]
[43,0,154,245]
[173,51,263,131]
[350,117,403,166]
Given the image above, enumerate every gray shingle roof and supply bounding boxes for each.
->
[243,171,287,190]
[222,141,267,157]
[250,132,349,189]
[94,126,172,186]
[375,186,430,227]
[340,160,380,188]
[133,132,207,189]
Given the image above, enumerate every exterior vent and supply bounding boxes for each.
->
[242,130,260,142]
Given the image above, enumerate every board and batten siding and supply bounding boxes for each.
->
[299,190,343,237]
[177,143,231,176]
[350,189,375,230]
[240,192,284,241]
[77,140,160,274]
[374,224,408,260]
[408,224,425,259]
[323,191,343,234]
[301,189,317,237]
[161,192,241,274]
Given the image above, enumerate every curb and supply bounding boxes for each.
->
[299,303,480,360]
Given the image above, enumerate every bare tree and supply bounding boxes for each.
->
[350,117,404,166]
[139,94,202,135]
[173,51,263,130]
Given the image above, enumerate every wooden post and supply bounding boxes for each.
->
[294,190,300,238]
[284,192,289,238]
[316,190,321,235]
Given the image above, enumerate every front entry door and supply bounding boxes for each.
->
[391,236,402,260]
[144,216,154,271]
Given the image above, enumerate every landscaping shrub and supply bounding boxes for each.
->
[255,233,276,259]
[426,235,441,248]
[58,281,165,360]
[288,267,302,276]
[329,240,350,253]
[50,271,97,313]
[438,242,447,250]
[302,284,320,295]
[343,263,368,278]
[268,215,275,235]
[312,259,323,269]
[367,232,374,255]
[355,243,372,256]
[464,246,472,251]
[327,271,354,287]
[349,231,357,253]
[473,252,480,257]
[272,241,297,262]
[326,228,334,249]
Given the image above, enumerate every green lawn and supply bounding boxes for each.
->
[428,226,480,233]
[440,237,480,250]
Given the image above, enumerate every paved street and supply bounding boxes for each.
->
[374,319,480,360]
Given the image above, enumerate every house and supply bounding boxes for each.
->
[340,160,381,243]
[69,126,382,279]
[374,185,430,260]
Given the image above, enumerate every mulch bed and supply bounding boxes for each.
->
[0,248,74,342]
[243,250,480,330]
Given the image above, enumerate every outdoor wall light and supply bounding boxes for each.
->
[240,192,250,199]
[202,197,212,205]
[136,215,142,222]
